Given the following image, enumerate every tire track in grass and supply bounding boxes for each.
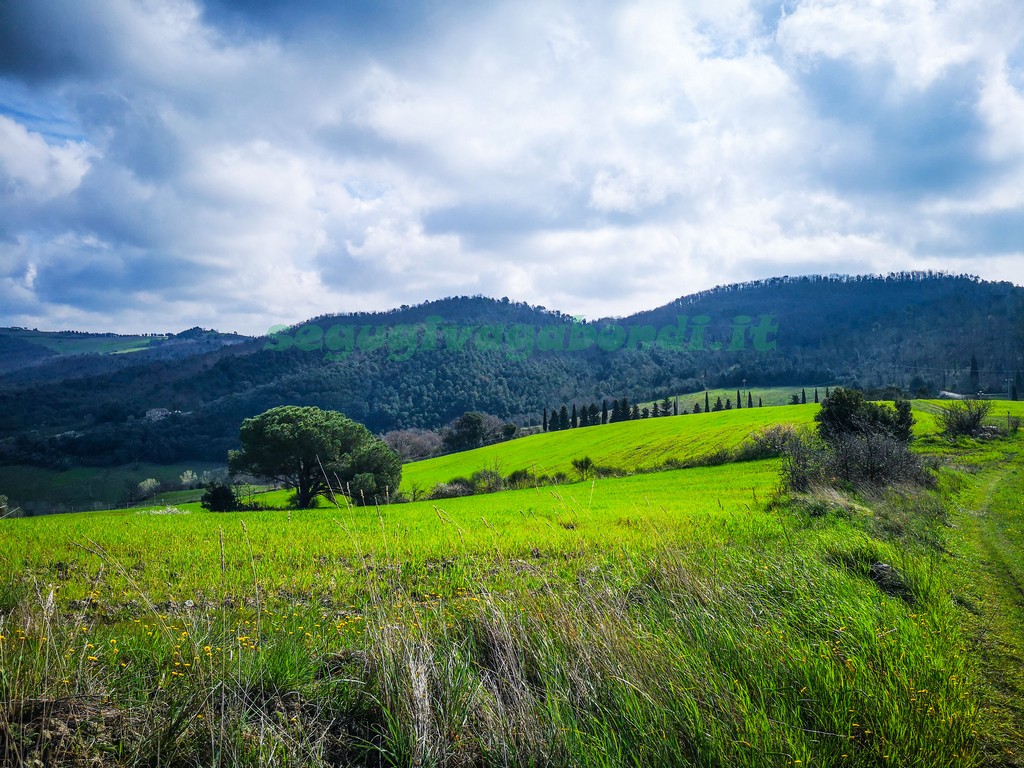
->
[957,463,1024,765]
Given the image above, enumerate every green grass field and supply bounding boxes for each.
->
[635,384,829,412]
[1,400,1023,766]
[402,403,819,493]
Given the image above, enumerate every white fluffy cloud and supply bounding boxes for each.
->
[0,0,1023,333]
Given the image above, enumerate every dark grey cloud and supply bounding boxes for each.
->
[799,59,993,197]
[0,1,123,81]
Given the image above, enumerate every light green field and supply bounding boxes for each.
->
[3,460,779,605]
[1,398,1022,766]
[402,403,819,492]
[636,384,829,411]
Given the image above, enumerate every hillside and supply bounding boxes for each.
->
[2,397,1022,765]
[401,404,819,493]
[0,273,1021,472]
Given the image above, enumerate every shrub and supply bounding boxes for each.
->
[200,482,241,512]
[936,398,992,437]
[505,468,537,489]
[825,433,932,487]
[571,456,595,480]
[470,469,504,494]
[780,430,930,492]
[815,387,914,444]
[429,479,475,500]
[780,429,825,492]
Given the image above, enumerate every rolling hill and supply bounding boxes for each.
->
[1,273,1021,476]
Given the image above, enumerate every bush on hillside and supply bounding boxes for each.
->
[936,399,992,438]
[780,429,931,492]
[201,482,241,512]
[815,388,914,444]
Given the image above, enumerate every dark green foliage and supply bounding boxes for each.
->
[790,393,800,405]
[228,406,400,508]
[630,404,640,420]
[693,401,702,414]
[200,482,241,512]
[970,354,980,392]
[543,410,548,432]
[814,388,915,445]
[571,456,595,480]
[443,412,487,451]
[559,406,570,430]
[736,389,742,409]
[571,404,578,428]
[712,397,724,412]
[3,275,1023,470]
[801,388,807,404]
[1013,383,1018,401]
[814,388,819,403]
[601,400,608,424]
[748,392,754,408]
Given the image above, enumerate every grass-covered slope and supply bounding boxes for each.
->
[1,399,1023,766]
[401,404,819,492]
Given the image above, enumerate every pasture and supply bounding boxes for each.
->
[1,401,1022,766]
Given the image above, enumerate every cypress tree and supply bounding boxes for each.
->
[825,387,830,399]
[814,388,819,403]
[559,405,570,430]
[673,398,679,416]
[622,397,630,420]
[571,403,578,428]
[705,391,710,413]
[693,401,702,414]
[758,397,763,407]
[630,404,640,420]
[801,388,807,404]
[661,396,673,416]
[543,410,548,432]
[713,396,724,412]
[747,392,753,408]
[602,400,608,424]
[725,398,732,410]
[736,389,742,409]
[589,403,600,424]
[550,409,560,431]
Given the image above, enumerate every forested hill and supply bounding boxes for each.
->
[1,272,1021,468]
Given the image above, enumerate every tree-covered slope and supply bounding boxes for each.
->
[1,273,1021,468]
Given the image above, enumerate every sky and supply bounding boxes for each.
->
[1,0,1024,335]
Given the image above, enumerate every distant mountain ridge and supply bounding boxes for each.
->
[1,272,1021,469]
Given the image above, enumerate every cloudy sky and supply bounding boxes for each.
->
[1,0,1023,334]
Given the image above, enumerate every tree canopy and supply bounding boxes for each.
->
[815,387,914,444]
[228,406,400,508]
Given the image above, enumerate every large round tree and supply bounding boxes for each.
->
[228,406,401,508]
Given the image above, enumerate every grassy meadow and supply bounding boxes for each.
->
[401,403,819,493]
[1,401,1023,766]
